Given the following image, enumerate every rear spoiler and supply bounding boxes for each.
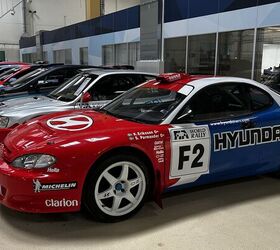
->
[0,128,12,143]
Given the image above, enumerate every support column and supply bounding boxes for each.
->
[136,0,164,74]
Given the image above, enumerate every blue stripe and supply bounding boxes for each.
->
[165,0,279,23]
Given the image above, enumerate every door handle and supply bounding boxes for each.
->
[241,121,255,129]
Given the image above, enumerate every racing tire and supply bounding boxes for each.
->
[82,154,151,222]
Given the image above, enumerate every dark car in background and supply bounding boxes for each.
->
[0,65,93,101]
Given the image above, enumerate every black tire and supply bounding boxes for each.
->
[82,154,151,222]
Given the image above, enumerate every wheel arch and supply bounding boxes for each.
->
[82,146,155,196]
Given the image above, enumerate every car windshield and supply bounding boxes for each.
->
[0,67,21,81]
[102,86,186,124]
[48,74,98,102]
[7,68,48,87]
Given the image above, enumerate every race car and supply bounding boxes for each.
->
[0,73,279,222]
[0,70,156,128]
[0,64,91,102]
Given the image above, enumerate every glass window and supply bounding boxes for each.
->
[187,33,216,75]
[103,45,114,66]
[103,87,186,124]
[255,26,280,83]
[53,49,72,64]
[115,44,128,65]
[248,86,273,111]
[128,42,140,67]
[175,83,251,123]
[90,75,140,101]
[48,74,98,102]
[217,29,254,79]
[164,37,186,73]
[80,47,88,65]
[65,49,72,64]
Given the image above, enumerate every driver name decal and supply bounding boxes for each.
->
[47,115,93,131]
[214,125,280,151]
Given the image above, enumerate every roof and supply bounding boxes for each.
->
[143,73,261,92]
[79,68,156,76]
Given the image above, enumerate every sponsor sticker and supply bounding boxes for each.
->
[214,125,280,151]
[47,115,93,131]
[45,199,78,207]
[33,179,77,193]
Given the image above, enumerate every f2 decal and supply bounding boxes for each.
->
[169,126,210,178]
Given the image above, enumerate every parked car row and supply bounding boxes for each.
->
[0,63,280,223]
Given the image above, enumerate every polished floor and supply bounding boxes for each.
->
[0,175,280,250]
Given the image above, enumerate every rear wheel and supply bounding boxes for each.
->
[83,154,151,222]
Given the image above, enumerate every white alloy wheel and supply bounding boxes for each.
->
[94,161,146,217]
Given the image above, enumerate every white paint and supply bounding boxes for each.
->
[26,0,86,35]
[47,115,93,131]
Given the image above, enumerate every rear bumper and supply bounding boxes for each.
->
[0,159,81,213]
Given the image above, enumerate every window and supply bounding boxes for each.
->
[103,87,186,124]
[80,47,88,65]
[103,45,115,66]
[90,74,142,101]
[53,49,72,64]
[164,37,186,73]
[217,29,254,79]
[128,42,140,67]
[174,83,251,123]
[115,44,128,65]
[254,26,280,83]
[103,42,140,67]
[187,33,216,75]
[248,86,273,111]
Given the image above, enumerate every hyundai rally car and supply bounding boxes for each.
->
[0,73,279,222]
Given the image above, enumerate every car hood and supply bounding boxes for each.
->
[4,110,155,154]
[0,96,63,114]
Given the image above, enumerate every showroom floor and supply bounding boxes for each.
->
[0,175,280,250]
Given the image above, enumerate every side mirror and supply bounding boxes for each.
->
[82,92,92,103]
[177,108,193,121]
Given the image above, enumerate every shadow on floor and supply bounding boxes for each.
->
[1,175,280,242]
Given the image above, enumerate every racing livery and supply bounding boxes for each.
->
[0,73,279,222]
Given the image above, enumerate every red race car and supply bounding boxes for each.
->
[0,64,37,85]
[0,73,280,222]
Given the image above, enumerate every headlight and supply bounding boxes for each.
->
[0,116,9,128]
[12,154,56,169]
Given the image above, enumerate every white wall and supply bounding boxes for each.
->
[104,0,139,14]
[0,0,23,44]
[26,0,86,35]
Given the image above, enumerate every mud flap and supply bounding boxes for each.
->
[154,169,164,209]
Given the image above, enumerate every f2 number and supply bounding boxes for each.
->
[178,144,204,170]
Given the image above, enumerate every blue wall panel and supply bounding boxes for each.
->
[189,0,219,18]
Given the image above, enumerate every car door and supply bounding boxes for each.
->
[168,82,264,188]
[246,85,280,173]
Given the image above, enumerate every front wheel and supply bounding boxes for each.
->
[83,154,151,222]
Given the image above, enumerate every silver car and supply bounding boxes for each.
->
[0,69,156,128]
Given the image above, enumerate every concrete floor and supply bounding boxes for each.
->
[0,176,280,250]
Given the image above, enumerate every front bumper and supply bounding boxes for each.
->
[0,159,81,213]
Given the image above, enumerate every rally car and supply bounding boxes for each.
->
[0,73,279,222]
[0,70,155,128]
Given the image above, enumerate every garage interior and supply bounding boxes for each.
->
[0,0,280,249]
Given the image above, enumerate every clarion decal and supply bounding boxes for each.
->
[214,125,280,151]
[45,199,78,207]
